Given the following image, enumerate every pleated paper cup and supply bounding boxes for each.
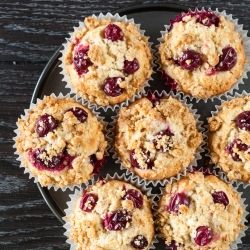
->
[13,93,111,191]
[156,8,250,103]
[152,170,248,250]
[63,172,158,250]
[59,12,155,111]
[109,90,205,187]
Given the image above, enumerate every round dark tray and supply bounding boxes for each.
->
[31,3,250,249]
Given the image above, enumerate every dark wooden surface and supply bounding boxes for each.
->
[1,0,250,249]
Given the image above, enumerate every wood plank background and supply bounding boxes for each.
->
[1,0,250,249]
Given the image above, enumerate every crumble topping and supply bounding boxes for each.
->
[209,96,250,182]
[62,16,152,106]
[115,97,202,180]
[159,13,246,99]
[15,96,107,188]
[67,180,154,250]
[157,172,244,249]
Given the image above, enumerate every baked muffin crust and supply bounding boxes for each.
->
[159,10,246,99]
[115,96,202,180]
[62,16,152,106]
[67,179,154,250]
[209,96,250,182]
[15,96,107,188]
[157,172,244,249]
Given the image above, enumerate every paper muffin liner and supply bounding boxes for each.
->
[156,7,250,103]
[108,90,206,187]
[59,12,155,112]
[205,90,250,188]
[63,172,158,250]
[13,93,112,191]
[152,170,248,250]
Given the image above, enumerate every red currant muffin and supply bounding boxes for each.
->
[65,179,154,250]
[209,96,250,183]
[15,96,107,188]
[115,95,202,180]
[61,16,152,106]
[157,172,244,249]
[159,10,246,99]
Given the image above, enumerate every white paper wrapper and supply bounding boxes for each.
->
[59,12,155,111]
[156,8,250,103]
[108,90,205,187]
[13,93,111,191]
[152,171,248,250]
[63,172,158,250]
[206,90,250,188]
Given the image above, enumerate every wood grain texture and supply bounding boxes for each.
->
[1,0,250,249]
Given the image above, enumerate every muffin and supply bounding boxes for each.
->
[65,179,154,250]
[159,9,246,99]
[115,95,202,180]
[61,15,152,106]
[209,96,250,183]
[15,96,107,188]
[157,172,244,249]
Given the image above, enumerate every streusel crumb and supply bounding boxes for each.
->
[67,180,154,250]
[115,97,202,180]
[15,96,107,188]
[209,96,250,182]
[62,16,152,106]
[157,172,244,249]
[159,11,246,99]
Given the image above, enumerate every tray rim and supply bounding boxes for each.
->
[31,3,188,224]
